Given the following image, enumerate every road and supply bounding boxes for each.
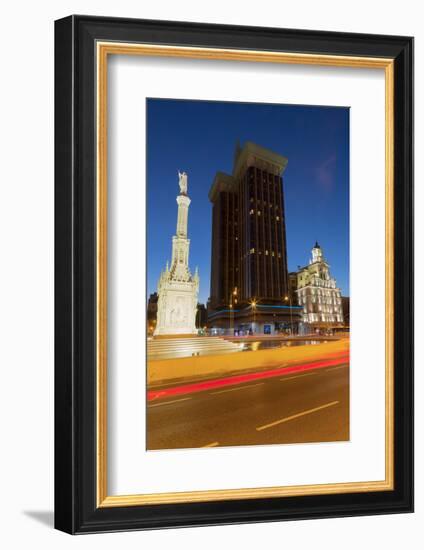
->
[146,363,349,450]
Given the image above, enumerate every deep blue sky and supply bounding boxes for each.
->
[147,98,349,303]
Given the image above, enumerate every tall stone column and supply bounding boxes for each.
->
[171,193,191,277]
[176,195,191,237]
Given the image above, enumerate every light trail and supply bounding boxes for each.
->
[147,355,349,401]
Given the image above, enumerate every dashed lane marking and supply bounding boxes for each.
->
[148,397,192,408]
[279,371,319,382]
[324,365,349,372]
[256,401,340,431]
[211,382,265,395]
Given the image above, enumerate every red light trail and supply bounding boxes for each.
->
[148,353,349,402]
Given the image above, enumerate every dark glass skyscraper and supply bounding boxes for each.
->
[208,142,301,334]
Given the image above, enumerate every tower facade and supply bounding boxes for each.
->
[154,172,199,336]
[208,142,301,334]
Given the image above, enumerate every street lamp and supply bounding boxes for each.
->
[250,299,257,334]
[229,287,238,336]
[229,303,233,334]
[284,294,293,336]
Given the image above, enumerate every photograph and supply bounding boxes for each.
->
[146,98,350,451]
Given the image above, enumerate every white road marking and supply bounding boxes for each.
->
[202,441,219,447]
[256,401,340,431]
[279,371,319,382]
[148,397,192,408]
[325,365,348,372]
[211,382,265,395]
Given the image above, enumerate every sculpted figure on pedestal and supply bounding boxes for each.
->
[178,170,188,195]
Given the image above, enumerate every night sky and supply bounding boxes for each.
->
[147,98,349,304]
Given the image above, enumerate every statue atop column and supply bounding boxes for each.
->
[178,170,188,195]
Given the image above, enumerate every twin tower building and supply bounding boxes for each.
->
[154,141,299,336]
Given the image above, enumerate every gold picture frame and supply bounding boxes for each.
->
[96,42,394,507]
[55,16,413,534]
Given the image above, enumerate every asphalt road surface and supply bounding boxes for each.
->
[147,363,349,450]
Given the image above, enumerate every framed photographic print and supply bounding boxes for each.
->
[54,15,413,533]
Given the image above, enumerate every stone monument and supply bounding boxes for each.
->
[154,171,199,336]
